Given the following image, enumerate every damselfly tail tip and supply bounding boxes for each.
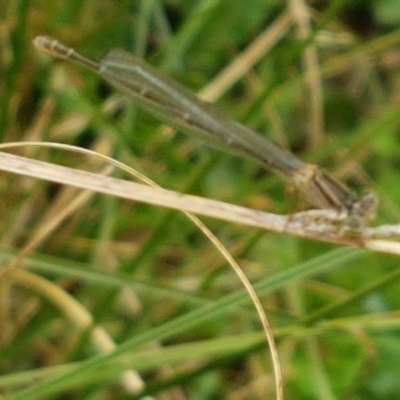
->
[33,36,75,60]
[33,36,73,61]
[33,36,58,54]
[33,36,100,72]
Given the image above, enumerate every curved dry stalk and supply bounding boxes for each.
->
[1,143,285,399]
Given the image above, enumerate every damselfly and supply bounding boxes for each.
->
[33,36,378,226]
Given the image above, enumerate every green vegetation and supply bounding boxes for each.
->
[2,1,400,398]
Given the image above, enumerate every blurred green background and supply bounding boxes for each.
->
[2,0,400,399]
